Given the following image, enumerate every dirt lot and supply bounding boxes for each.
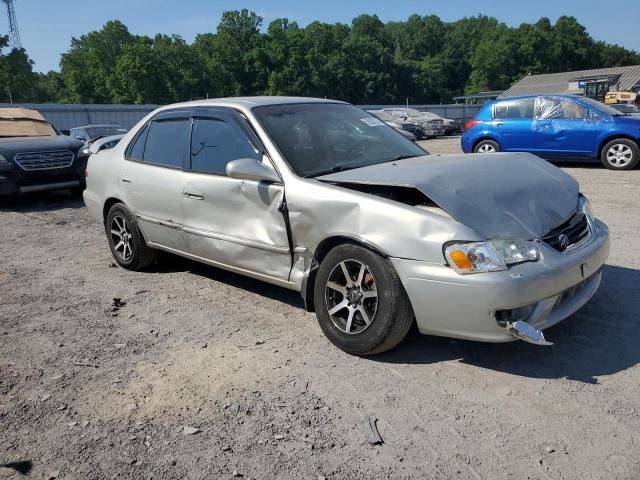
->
[1,137,639,479]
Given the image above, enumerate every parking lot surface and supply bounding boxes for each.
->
[1,137,639,479]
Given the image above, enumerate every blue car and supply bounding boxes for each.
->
[461,95,640,170]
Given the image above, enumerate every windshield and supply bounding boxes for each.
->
[253,103,427,178]
[403,108,423,117]
[612,104,639,114]
[578,97,628,116]
[371,110,394,122]
[85,126,128,139]
[0,119,56,138]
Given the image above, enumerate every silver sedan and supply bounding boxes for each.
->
[83,97,609,355]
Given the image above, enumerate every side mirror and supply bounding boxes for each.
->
[226,157,281,184]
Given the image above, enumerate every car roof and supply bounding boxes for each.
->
[71,124,125,129]
[166,96,347,110]
[495,94,586,102]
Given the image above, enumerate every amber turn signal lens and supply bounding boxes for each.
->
[448,250,473,270]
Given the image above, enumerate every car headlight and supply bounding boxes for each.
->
[578,195,594,219]
[444,240,539,275]
[79,146,91,157]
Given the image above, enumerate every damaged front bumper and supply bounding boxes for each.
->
[391,219,609,343]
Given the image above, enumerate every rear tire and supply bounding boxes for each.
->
[473,139,500,153]
[105,203,157,271]
[313,244,414,355]
[600,138,639,170]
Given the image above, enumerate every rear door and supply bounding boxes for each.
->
[491,98,536,151]
[181,108,292,281]
[118,110,190,252]
[534,97,597,156]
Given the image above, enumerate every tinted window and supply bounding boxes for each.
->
[494,99,535,119]
[143,119,190,168]
[190,118,260,174]
[71,128,88,141]
[128,125,148,161]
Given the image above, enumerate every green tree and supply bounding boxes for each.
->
[60,20,135,103]
[0,36,40,103]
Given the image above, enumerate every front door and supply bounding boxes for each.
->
[118,111,191,252]
[181,109,292,281]
[534,97,597,157]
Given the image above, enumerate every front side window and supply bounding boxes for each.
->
[143,118,190,168]
[253,103,426,178]
[190,118,260,175]
[537,98,588,120]
[494,99,535,119]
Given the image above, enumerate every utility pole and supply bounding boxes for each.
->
[2,0,22,49]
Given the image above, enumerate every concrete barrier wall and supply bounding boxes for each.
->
[1,103,481,130]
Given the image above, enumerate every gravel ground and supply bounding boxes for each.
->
[1,137,639,479]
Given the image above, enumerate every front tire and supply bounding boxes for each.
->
[473,139,500,153]
[313,244,413,355]
[600,139,639,170]
[105,203,157,270]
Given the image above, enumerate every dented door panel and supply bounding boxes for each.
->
[181,172,292,280]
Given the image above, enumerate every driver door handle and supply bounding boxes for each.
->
[184,189,204,200]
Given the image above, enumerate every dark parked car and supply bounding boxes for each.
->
[461,95,640,170]
[381,108,445,138]
[63,124,129,157]
[369,110,419,140]
[0,108,87,195]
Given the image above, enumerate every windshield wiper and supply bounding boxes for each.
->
[391,154,420,161]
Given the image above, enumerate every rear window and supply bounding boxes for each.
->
[493,99,535,119]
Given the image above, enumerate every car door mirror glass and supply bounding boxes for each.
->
[226,157,281,183]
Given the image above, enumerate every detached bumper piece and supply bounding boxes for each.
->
[505,321,553,346]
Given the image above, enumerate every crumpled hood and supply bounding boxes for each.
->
[0,135,83,157]
[318,153,579,240]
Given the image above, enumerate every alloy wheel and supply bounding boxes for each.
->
[325,259,378,335]
[477,143,496,153]
[606,143,633,167]
[110,215,134,261]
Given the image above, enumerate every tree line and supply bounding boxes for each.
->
[1,9,639,105]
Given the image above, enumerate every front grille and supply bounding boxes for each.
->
[14,150,74,170]
[542,212,590,252]
[402,124,422,134]
[429,120,444,127]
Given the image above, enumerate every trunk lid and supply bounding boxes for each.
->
[318,153,579,240]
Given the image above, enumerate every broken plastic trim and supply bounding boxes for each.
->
[323,181,438,208]
[506,321,553,346]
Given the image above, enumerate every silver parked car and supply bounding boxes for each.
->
[84,97,610,354]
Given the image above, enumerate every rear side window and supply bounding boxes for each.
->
[128,125,149,161]
[190,118,260,175]
[494,99,535,119]
[143,119,190,168]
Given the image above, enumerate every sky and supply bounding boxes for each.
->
[5,0,640,72]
